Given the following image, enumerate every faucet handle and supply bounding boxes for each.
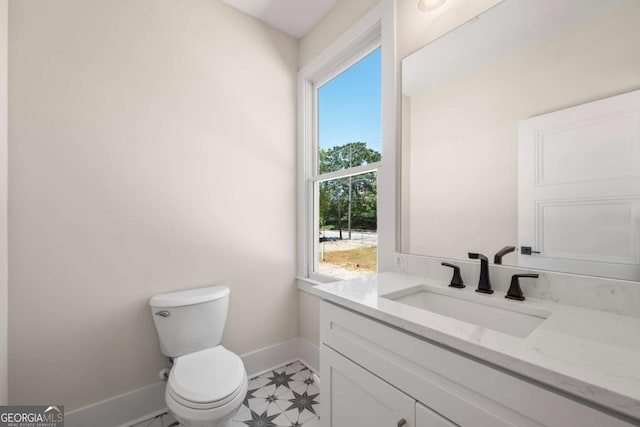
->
[468,252,488,262]
[494,246,516,264]
[505,274,539,301]
[441,262,465,289]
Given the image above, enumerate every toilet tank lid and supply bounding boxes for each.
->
[149,286,230,308]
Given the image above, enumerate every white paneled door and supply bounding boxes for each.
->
[518,89,640,280]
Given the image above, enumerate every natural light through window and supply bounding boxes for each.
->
[315,47,381,279]
[318,48,382,172]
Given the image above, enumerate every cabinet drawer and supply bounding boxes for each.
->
[320,301,634,427]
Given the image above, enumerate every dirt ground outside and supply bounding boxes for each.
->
[318,239,377,279]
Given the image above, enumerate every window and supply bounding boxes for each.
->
[297,4,394,282]
[312,47,382,280]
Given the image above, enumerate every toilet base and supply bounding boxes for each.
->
[165,374,248,427]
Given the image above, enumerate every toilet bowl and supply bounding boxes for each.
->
[166,346,248,427]
[150,286,247,427]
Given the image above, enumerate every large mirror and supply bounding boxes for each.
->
[401,0,640,281]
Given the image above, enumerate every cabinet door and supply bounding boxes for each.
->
[321,344,415,427]
[416,402,457,427]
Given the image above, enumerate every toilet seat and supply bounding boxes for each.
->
[167,346,246,410]
[167,376,246,410]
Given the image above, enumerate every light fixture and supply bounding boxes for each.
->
[418,0,446,12]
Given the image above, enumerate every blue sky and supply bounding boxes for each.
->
[318,47,381,155]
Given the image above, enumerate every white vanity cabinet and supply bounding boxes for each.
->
[319,300,636,427]
[415,403,456,427]
[321,345,416,427]
[322,343,457,427]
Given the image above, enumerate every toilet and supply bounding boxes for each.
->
[150,286,248,427]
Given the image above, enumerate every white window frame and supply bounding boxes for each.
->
[297,1,397,282]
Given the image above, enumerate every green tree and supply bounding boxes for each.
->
[319,142,381,174]
[319,142,380,239]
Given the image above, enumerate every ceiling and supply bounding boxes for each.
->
[221,0,338,39]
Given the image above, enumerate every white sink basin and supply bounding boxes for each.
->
[382,285,550,338]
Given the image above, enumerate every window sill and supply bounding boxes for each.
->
[296,275,339,293]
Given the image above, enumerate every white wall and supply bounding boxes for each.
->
[406,2,640,260]
[0,0,7,406]
[298,290,320,346]
[396,0,503,59]
[298,2,506,97]
[298,0,379,69]
[9,0,297,410]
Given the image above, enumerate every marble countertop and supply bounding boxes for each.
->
[308,272,640,421]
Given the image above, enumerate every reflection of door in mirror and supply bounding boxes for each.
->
[400,0,640,281]
[518,90,640,281]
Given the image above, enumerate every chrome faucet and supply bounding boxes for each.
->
[468,253,493,294]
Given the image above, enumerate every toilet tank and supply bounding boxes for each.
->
[149,286,230,357]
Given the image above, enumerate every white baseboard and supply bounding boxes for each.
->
[65,382,167,427]
[242,337,319,377]
[241,337,300,377]
[65,337,319,427]
[298,337,319,373]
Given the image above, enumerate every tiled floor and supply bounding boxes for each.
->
[233,361,320,427]
[131,412,178,427]
[132,361,320,427]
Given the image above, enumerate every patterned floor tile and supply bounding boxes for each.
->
[302,416,320,427]
[285,361,307,375]
[248,375,271,389]
[233,361,320,427]
[130,412,178,427]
